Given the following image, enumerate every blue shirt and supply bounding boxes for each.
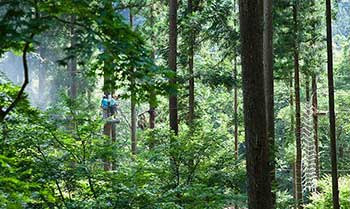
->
[110,98,118,106]
[101,98,109,109]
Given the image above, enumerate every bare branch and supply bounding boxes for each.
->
[0,34,34,121]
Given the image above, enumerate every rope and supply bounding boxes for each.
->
[301,101,318,196]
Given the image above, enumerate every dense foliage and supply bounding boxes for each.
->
[0,0,349,208]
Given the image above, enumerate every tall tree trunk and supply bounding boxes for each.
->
[312,75,320,179]
[111,122,117,170]
[131,86,137,154]
[290,71,294,131]
[149,2,156,130]
[233,0,239,161]
[188,0,195,126]
[289,71,297,209]
[233,57,238,161]
[293,3,303,208]
[68,15,77,98]
[263,0,275,206]
[310,0,320,180]
[130,10,137,155]
[326,0,340,208]
[103,123,112,171]
[305,76,310,102]
[239,1,272,208]
[169,0,178,135]
[149,91,156,130]
[289,70,298,209]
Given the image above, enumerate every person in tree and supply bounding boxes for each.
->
[101,95,109,118]
[138,113,147,130]
[109,94,119,117]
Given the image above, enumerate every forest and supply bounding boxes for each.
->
[0,0,350,208]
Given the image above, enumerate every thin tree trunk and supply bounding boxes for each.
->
[310,0,320,180]
[239,1,272,208]
[169,0,178,135]
[233,57,238,161]
[149,93,156,130]
[289,71,297,209]
[103,123,112,171]
[263,0,275,206]
[326,0,340,208]
[131,89,137,155]
[312,75,320,179]
[68,15,77,98]
[233,0,239,161]
[111,122,117,170]
[0,35,33,122]
[188,0,195,126]
[305,77,310,102]
[290,71,294,130]
[293,2,303,208]
[149,2,156,131]
[130,10,137,155]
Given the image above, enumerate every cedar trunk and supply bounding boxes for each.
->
[188,0,195,126]
[326,0,340,208]
[130,11,137,155]
[233,0,238,161]
[293,3,303,208]
[239,0,272,208]
[289,71,297,208]
[69,15,77,98]
[149,2,156,130]
[233,57,238,160]
[263,0,275,206]
[305,77,310,102]
[169,0,178,135]
[103,123,112,171]
[312,75,320,178]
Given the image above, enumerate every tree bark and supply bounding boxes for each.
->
[103,123,112,171]
[233,57,238,161]
[131,91,137,155]
[326,0,340,208]
[130,10,137,155]
[305,76,310,102]
[289,71,297,208]
[310,0,319,180]
[111,122,117,170]
[68,15,77,98]
[312,75,320,179]
[263,0,275,206]
[239,1,272,208]
[0,34,33,122]
[169,0,178,135]
[149,2,156,130]
[293,2,303,208]
[188,0,195,126]
[233,0,239,161]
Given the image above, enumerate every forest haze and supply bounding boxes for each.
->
[1,0,350,209]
